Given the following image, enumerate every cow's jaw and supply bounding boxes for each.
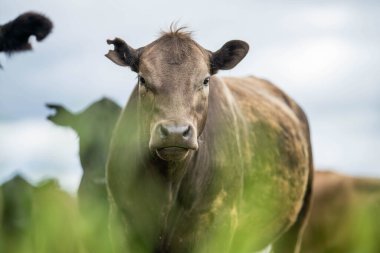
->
[156,147,190,161]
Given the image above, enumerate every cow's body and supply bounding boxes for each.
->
[301,171,380,253]
[47,98,121,215]
[107,74,313,253]
[47,98,121,253]
[0,175,34,253]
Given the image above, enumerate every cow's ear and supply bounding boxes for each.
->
[46,104,77,128]
[210,40,249,74]
[105,38,141,72]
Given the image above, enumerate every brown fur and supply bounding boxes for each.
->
[301,171,380,253]
[106,28,313,253]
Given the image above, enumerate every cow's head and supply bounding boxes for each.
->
[106,28,248,161]
[0,12,53,54]
[46,98,121,170]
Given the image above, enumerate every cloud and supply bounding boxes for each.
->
[311,109,380,176]
[250,37,355,85]
[0,119,81,192]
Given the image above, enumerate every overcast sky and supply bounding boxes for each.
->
[1,0,379,192]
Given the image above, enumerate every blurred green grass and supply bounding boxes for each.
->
[1,174,379,253]
[0,177,97,253]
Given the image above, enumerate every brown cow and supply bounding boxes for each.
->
[301,171,380,253]
[106,27,313,253]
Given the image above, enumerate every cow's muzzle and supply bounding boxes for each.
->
[149,121,198,161]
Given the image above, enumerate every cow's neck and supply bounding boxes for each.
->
[141,144,197,193]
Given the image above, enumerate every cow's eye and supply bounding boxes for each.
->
[139,76,146,84]
[203,77,210,86]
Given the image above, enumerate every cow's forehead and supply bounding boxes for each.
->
[139,34,210,79]
[139,55,209,85]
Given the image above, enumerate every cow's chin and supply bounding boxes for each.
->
[156,147,190,161]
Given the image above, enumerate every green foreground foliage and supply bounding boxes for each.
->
[0,177,101,253]
[0,174,379,253]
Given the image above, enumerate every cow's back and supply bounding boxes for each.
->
[223,76,309,132]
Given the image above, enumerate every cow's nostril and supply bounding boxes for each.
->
[183,126,192,138]
[159,124,169,138]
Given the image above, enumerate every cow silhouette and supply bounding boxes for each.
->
[47,97,121,253]
[0,176,84,253]
[0,175,34,253]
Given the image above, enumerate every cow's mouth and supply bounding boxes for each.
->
[156,147,190,161]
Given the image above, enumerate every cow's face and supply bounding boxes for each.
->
[106,30,248,161]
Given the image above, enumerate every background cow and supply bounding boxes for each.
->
[106,28,313,253]
[301,171,380,253]
[31,179,83,253]
[46,97,121,253]
[0,12,52,55]
[0,176,82,253]
[0,175,34,253]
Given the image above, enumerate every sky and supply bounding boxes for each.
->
[1,0,379,192]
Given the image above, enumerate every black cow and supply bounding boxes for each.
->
[31,179,83,253]
[0,175,34,253]
[0,176,84,253]
[0,12,52,54]
[46,97,121,253]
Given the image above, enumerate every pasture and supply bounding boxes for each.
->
[1,171,380,253]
